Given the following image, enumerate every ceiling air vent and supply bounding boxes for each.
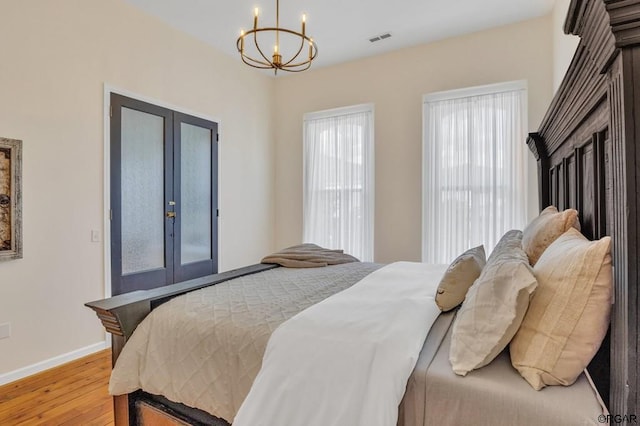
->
[369,33,392,43]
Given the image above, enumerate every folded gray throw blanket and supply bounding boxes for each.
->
[261,243,360,268]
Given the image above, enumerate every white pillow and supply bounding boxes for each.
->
[450,230,537,376]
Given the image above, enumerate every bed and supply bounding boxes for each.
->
[86,0,640,423]
[87,259,607,426]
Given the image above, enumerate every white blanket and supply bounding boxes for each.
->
[233,261,446,426]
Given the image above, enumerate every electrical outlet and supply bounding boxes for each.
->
[0,323,11,340]
[91,230,100,243]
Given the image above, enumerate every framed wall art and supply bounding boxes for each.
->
[0,137,22,261]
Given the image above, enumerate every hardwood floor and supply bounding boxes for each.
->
[0,349,114,426]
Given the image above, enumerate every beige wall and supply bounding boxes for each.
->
[553,0,580,91]
[0,0,275,375]
[0,2,559,379]
[274,16,554,263]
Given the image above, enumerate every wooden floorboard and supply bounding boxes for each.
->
[0,349,114,426]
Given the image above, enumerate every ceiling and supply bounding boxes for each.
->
[125,0,556,73]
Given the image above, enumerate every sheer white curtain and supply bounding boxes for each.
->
[422,81,528,264]
[303,104,374,261]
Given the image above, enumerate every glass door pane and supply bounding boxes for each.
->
[121,107,165,274]
[180,123,212,264]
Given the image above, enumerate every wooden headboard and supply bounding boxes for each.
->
[527,0,639,415]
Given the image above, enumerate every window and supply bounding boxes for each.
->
[303,104,374,261]
[422,81,528,263]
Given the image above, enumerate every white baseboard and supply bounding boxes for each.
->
[0,341,108,386]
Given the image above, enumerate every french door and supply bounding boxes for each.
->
[110,94,218,295]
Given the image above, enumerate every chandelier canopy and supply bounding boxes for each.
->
[236,0,318,74]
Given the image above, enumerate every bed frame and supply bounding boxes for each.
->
[86,0,640,423]
[86,264,276,425]
[527,0,640,417]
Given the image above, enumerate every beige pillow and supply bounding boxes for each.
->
[510,227,612,390]
[436,245,486,312]
[449,230,537,376]
[522,206,580,266]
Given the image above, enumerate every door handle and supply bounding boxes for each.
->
[166,211,176,219]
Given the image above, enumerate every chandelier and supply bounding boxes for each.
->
[236,0,318,74]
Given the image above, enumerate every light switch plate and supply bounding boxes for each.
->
[0,323,11,340]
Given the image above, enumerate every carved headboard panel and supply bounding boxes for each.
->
[528,0,639,415]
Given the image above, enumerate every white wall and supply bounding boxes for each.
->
[553,0,580,91]
[274,15,554,263]
[0,0,275,377]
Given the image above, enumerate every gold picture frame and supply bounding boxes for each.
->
[0,137,22,261]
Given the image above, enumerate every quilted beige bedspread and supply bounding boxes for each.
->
[109,262,382,422]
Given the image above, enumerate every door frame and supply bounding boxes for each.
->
[102,84,222,307]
